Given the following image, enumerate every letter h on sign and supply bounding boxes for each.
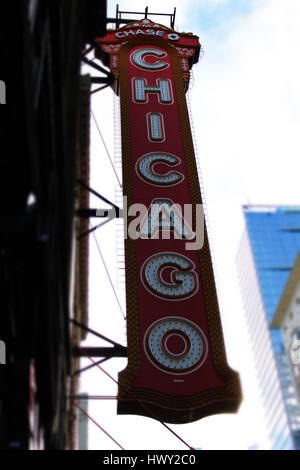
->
[133,78,172,104]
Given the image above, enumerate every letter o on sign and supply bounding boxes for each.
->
[167,33,179,41]
[143,317,208,374]
[140,252,199,300]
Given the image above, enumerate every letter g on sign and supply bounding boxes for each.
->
[140,252,199,300]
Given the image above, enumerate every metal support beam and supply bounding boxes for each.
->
[81,56,111,76]
[72,357,109,377]
[76,208,121,218]
[77,218,112,240]
[76,181,122,239]
[81,59,114,95]
[82,45,94,57]
[71,320,127,376]
[91,76,113,84]
[76,179,120,214]
[71,319,125,348]
[90,84,110,94]
[69,395,117,400]
[73,346,127,358]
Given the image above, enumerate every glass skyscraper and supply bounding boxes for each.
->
[237,205,300,450]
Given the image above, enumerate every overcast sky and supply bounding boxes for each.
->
[80,0,300,450]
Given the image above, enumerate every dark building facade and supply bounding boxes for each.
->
[0,0,106,449]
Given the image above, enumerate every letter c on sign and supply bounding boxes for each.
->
[131,47,168,70]
[136,152,184,187]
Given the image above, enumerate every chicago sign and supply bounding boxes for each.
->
[96,19,241,423]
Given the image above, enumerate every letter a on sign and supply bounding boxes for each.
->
[96,19,241,424]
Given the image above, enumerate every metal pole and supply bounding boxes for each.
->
[72,346,127,358]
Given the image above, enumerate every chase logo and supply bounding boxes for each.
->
[0,80,6,104]
[0,340,6,364]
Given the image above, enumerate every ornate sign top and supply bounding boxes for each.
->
[98,18,199,45]
[95,19,200,86]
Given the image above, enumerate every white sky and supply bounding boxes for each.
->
[80,0,300,450]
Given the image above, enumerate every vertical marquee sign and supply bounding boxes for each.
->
[96,19,241,423]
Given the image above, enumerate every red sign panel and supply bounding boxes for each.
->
[96,19,241,424]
